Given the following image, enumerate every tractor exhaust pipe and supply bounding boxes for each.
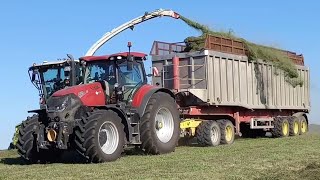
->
[67,54,76,86]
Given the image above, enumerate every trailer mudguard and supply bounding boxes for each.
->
[131,84,175,117]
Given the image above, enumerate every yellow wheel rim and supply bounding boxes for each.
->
[225,126,233,142]
[293,121,299,135]
[282,121,289,136]
[301,120,307,133]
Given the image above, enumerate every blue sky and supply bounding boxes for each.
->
[0,1,319,149]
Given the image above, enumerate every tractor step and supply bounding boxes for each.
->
[130,122,141,144]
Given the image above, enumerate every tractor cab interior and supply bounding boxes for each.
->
[83,52,147,102]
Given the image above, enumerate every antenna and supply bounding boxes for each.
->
[127,41,132,56]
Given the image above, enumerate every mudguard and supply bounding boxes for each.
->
[293,112,308,122]
[131,84,175,117]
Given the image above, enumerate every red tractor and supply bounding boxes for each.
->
[17,43,180,163]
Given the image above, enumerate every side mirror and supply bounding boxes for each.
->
[127,55,134,71]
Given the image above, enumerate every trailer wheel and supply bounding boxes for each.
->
[16,115,40,163]
[196,121,221,146]
[299,116,308,135]
[140,92,180,154]
[74,109,125,163]
[218,120,235,145]
[271,117,289,137]
[289,116,300,136]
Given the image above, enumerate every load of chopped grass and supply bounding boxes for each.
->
[180,15,303,87]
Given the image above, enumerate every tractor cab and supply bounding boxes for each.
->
[29,56,83,107]
[80,44,148,104]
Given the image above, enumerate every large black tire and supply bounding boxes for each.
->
[196,121,221,146]
[299,115,308,135]
[8,143,15,150]
[74,109,125,163]
[16,115,63,164]
[16,115,40,163]
[218,120,235,145]
[289,116,300,136]
[271,117,290,137]
[140,92,180,154]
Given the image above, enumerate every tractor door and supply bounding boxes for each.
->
[117,60,146,101]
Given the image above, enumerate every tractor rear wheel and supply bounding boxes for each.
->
[196,121,221,146]
[140,92,180,154]
[271,117,290,137]
[218,120,235,145]
[289,116,300,136]
[74,109,125,163]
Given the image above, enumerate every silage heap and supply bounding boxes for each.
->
[180,15,303,87]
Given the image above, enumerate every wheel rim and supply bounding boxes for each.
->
[210,126,219,143]
[301,120,307,133]
[155,107,174,143]
[294,121,299,135]
[282,121,289,136]
[98,121,119,155]
[225,126,233,142]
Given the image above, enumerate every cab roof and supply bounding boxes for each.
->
[80,52,147,62]
[29,59,80,70]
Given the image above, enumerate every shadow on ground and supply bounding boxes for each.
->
[0,150,87,165]
[0,148,149,165]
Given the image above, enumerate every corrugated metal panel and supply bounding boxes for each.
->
[151,50,310,111]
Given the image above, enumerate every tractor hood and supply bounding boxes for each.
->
[52,82,106,107]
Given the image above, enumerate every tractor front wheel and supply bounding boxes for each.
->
[16,115,40,163]
[74,109,125,163]
[140,92,180,154]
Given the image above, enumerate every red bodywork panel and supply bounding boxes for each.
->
[181,106,296,134]
[80,55,110,61]
[80,52,147,62]
[182,106,293,122]
[108,52,147,59]
[53,82,106,107]
[132,84,156,108]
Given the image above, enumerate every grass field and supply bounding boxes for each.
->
[1,132,320,180]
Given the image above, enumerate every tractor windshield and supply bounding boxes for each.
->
[29,62,82,100]
[117,61,144,100]
[84,60,145,101]
[85,61,116,85]
[42,67,65,97]
[118,61,143,86]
